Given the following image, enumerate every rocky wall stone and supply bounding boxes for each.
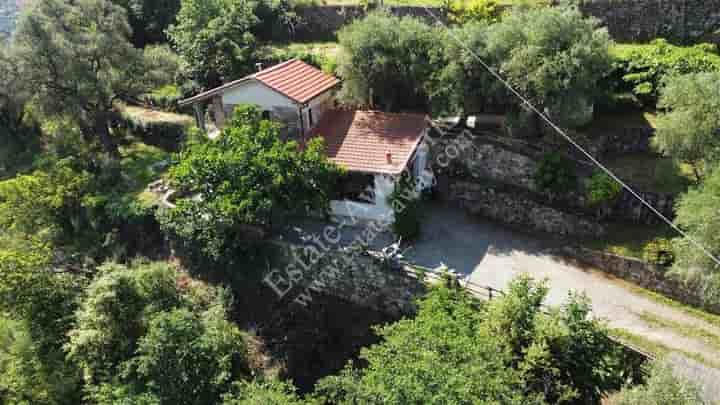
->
[560,246,720,315]
[449,181,605,237]
[269,243,426,317]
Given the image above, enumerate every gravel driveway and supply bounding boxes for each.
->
[405,202,720,400]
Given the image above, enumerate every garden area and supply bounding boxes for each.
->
[3,0,720,403]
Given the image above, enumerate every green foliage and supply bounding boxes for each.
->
[585,171,622,206]
[66,261,249,404]
[10,0,173,156]
[533,153,578,196]
[159,105,341,275]
[611,40,720,106]
[485,6,612,128]
[110,0,182,47]
[222,379,311,405]
[315,276,628,404]
[0,318,81,405]
[672,168,720,272]
[448,0,501,24]
[389,175,421,241]
[654,72,720,174]
[609,361,703,405]
[168,0,296,88]
[428,22,501,117]
[642,238,675,267]
[119,106,192,151]
[336,12,437,111]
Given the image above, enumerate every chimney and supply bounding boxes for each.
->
[255,62,264,72]
[386,151,393,164]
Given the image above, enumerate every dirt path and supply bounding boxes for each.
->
[404,203,720,369]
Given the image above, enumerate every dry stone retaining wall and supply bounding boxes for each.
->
[560,246,720,315]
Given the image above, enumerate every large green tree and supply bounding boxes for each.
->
[111,0,182,47]
[168,0,295,89]
[654,72,720,180]
[485,6,612,129]
[158,105,341,275]
[10,0,171,157]
[336,12,438,112]
[315,276,628,404]
[66,262,250,404]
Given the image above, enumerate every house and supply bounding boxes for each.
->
[180,59,433,223]
[179,59,339,136]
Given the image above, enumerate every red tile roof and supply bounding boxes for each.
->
[310,110,428,175]
[179,59,339,106]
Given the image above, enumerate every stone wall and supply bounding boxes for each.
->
[266,243,426,317]
[560,246,720,315]
[448,180,605,237]
[579,0,720,45]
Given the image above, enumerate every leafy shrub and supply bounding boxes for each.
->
[585,171,622,206]
[642,238,675,267]
[141,85,184,112]
[390,175,421,241]
[611,39,720,106]
[609,361,703,405]
[448,0,501,24]
[533,153,578,196]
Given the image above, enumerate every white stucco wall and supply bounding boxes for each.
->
[222,80,296,110]
[331,174,397,223]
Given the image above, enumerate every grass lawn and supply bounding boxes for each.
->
[584,222,676,260]
[262,41,341,60]
[120,141,172,207]
[120,105,195,128]
[602,153,693,194]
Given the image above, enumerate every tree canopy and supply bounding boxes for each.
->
[336,12,437,112]
[485,6,612,128]
[654,72,720,179]
[111,0,182,47]
[315,276,628,404]
[159,105,341,274]
[9,0,172,157]
[66,262,250,404]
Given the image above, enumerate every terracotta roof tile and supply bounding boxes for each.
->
[254,59,339,104]
[179,59,339,106]
[310,110,428,175]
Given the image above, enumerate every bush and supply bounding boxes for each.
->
[390,176,421,241]
[585,171,622,206]
[533,153,578,197]
[448,0,501,24]
[642,238,675,267]
[610,39,720,106]
[609,361,703,405]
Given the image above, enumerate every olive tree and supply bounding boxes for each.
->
[10,0,171,157]
[336,12,438,112]
[485,6,612,129]
[654,72,720,180]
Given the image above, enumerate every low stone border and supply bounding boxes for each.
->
[558,246,720,315]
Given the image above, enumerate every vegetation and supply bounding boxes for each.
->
[159,105,342,275]
[609,361,703,405]
[8,0,174,157]
[533,152,578,197]
[654,72,720,180]
[315,276,630,404]
[610,40,720,107]
[168,0,297,89]
[111,0,182,47]
[585,171,622,206]
[486,6,611,128]
[389,175,422,241]
[336,12,437,111]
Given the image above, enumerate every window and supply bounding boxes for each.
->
[308,108,314,127]
[261,110,271,121]
[337,173,375,204]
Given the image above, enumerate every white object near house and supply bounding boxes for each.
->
[180,59,434,223]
